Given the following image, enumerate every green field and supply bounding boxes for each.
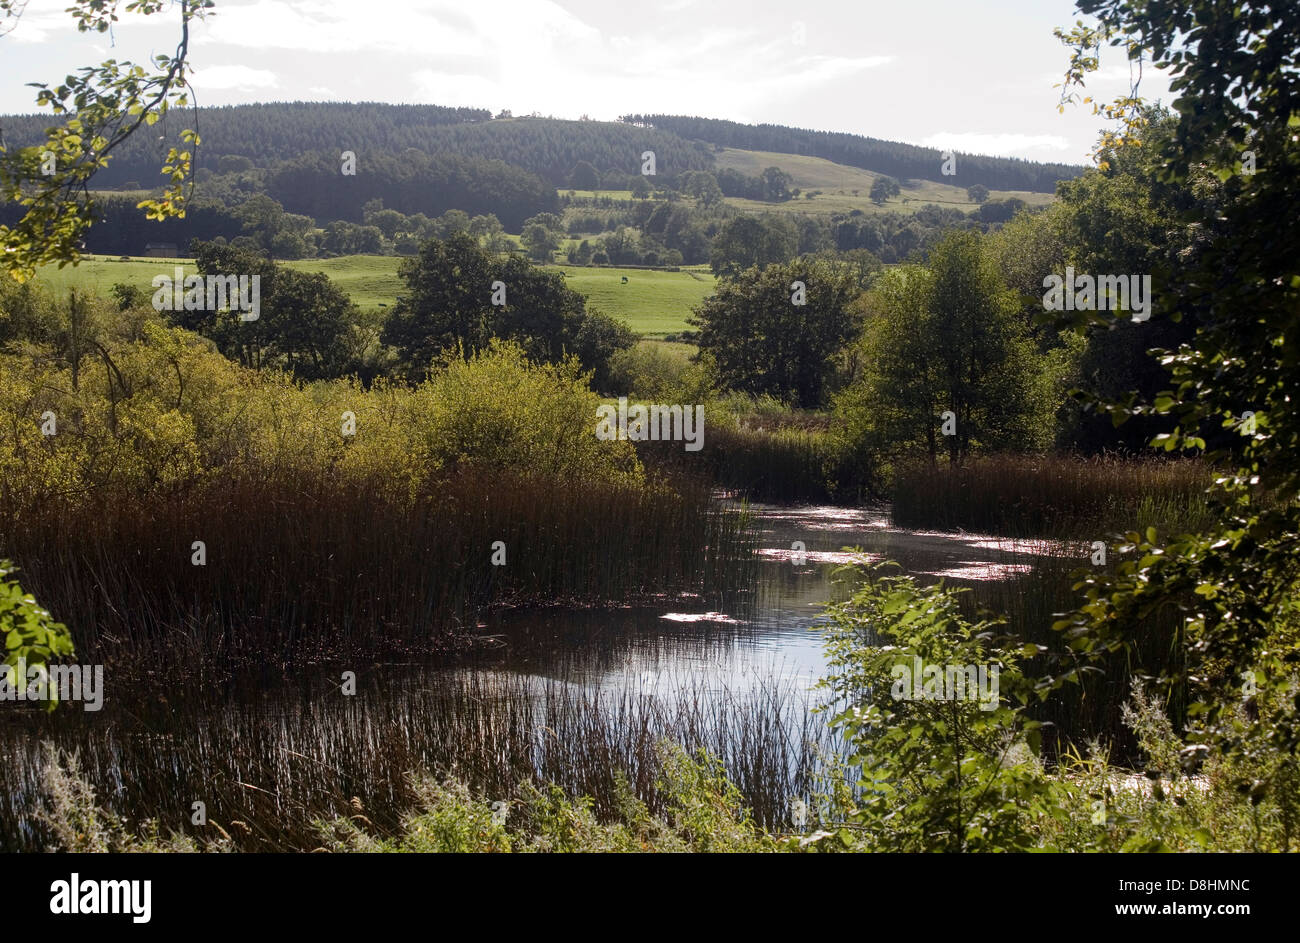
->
[32,254,411,314]
[711,147,1055,217]
[33,254,710,338]
[285,255,406,309]
[33,256,183,299]
[546,265,711,337]
[559,189,636,201]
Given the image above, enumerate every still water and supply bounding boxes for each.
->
[0,504,1061,850]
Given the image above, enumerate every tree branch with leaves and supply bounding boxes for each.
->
[0,0,213,282]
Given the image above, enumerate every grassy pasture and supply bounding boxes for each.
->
[547,265,712,337]
[33,254,711,337]
[559,189,636,201]
[712,147,1055,217]
[32,255,181,298]
[284,254,406,309]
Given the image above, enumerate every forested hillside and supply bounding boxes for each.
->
[1,101,1078,262]
[265,151,557,229]
[0,103,712,189]
[0,102,489,182]
[621,115,1081,191]
[1,101,1077,193]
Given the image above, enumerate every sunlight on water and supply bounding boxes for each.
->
[0,502,1072,850]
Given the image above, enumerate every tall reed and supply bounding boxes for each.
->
[639,425,851,504]
[0,470,756,676]
[890,454,1215,537]
[3,666,827,852]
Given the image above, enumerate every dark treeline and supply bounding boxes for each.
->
[266,151,555,230]
[0,103,712,189]
[1,102,1079,197]
[0,168,1013,265]
[0,102,488,184]
[595,198,990,269]
[621,115,1082,192]
[0,153,556,251]
[0,195,234,257]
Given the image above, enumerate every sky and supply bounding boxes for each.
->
[1,0,1174,165]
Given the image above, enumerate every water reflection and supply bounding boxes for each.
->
[0,503,1073,851]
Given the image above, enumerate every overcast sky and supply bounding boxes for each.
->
[2,0,1173,165]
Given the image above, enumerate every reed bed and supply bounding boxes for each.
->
[640,425,851,504]
[0,470,757,676]
[1,666,830,852]
[955,544,1187,755]
[890,454,1216,538]
[812,520,1191,752]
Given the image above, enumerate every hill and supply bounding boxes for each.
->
[711,148,1053,217]
[0,103,713,190]
[1,101,1077,194]
[622,114,1082,191]
[2,102,1075,266]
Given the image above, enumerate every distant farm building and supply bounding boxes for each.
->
[144,243,179,258]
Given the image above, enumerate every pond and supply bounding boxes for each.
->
[0,503,1073,851]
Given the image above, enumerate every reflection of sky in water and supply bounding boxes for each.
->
[465,503,1077,701]
[0,502,1081,849]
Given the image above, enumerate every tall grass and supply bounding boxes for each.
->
[0,469,754,675]
[638,396,875,504]
[890,454,1215,537]
[4,667,827,852]
[952,542,1188,754]
[700,425,838,503]
[28,670,1296,853]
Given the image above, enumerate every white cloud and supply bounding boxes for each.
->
[920,132,1071,158]
[191,64,279,90]
[200,0,596,56]
[5,0,171,43]
[200,0,891,120]
[410,70,501,109]
[4,2,84,42]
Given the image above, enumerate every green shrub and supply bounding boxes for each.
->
[607,343,696,399]
[316,743,777,853]
[811,563,1060,852]
[405,340,641,484]
[1,560,73,710]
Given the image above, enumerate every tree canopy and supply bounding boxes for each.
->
[381,232,634,387]
[1048,0,1300,802]
[691,257,861,409]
